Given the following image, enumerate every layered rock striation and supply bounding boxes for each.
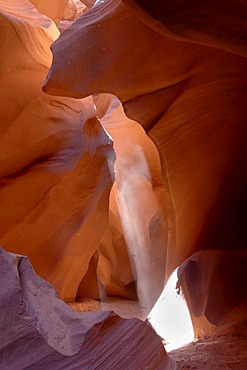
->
[176,249,247,337]
[0,0,115,302]
[43,0,247,333]
[44,0,247,279]
[122,0,247,57]
[96,94,168,308]
[1,0,247,351]
[0,247,174,370]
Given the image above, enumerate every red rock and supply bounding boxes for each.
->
[0,1,115,302]
[122,0,247,57]
[177,249,247,337]
[1,0,247,350]
[96,94,168,309]
[44,0,247,280]
[29,0,77,24]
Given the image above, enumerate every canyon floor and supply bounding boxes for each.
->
[68,298,247,370]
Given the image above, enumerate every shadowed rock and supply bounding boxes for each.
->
[0,1,117,302]
[177,249,247,337]
[122,0,247,57]
[44,0,247,280]
[0,247,177,370]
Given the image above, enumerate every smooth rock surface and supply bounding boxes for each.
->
[1,0,247,358]
[176,249,247,337]
[44,0,247,279]
[0,247,175,370]
[0,0,115,301]
[96,94,168,309]
[29,0,77,24]
[122,0,247,57]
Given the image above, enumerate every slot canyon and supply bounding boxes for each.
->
[0,0,247,369]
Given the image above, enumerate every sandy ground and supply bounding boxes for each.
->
[68,298,247,369]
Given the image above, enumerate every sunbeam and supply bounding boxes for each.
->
[148,267,194,352]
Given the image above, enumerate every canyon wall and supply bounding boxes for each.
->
[44,0,247,331]
[1,0,247,344]
[0,247,174,369]
[0,0,116,302]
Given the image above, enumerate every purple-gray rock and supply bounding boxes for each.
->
[0,247,176,370]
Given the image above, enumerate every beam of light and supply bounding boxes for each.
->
[99,95,168,310]
[147,267,194,352]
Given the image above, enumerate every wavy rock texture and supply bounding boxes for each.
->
[81,0,96,9]
[44,0,247,331]
[44,0,247,275]
[0,1,115,302]
[1,2,247,362]
[57,1,90,32]
[29,0,77,24]
[96,94,168,309]
[0,247,175,370]
[176,249,247,337]
[122,0,247,57]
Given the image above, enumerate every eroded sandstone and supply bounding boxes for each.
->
[0,0,115,302]
[0,247,175,369]
[44,0,247,282]
[1,0,247,361]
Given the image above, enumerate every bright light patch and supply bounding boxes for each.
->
[147,268,194,352]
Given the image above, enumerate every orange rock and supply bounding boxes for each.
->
[29,0,77,24]
[44,0,247,280]
[0,1,115,301]
[122,0,247,57]
[0,247,175,370]
[96,94,168,309]
[177,249,247,337]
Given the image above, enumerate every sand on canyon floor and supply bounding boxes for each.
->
[68,298,247,370]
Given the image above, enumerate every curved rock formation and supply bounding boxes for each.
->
[96,94,168,308]
[1,0,247,357]
[29,0,77,24]
[176,249,247,337]
[122,0,247,57]
[0,1,115,301]
[43,0,247,336]
[44,0,247,278]
[0,247,175,370]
